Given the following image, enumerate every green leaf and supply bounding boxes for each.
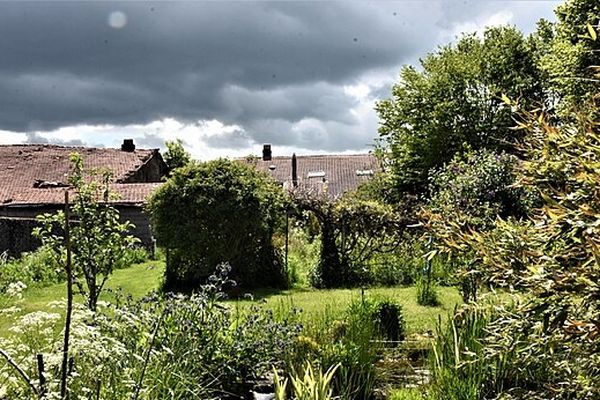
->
[587,23,597,41]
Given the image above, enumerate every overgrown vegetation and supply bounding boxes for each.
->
[2,1,598,399]
[0,264,301,399]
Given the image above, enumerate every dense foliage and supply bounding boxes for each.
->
[541,0,600,112]
[297,195,405,288]
[426,98,600,399]
[0,265,301,399]
[147,158,288,291]
[427,148,534,230]
[162,139,191,175]
[376,26,543,195]
[0,248,64,295]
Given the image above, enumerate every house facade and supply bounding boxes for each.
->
[0,140,166,257]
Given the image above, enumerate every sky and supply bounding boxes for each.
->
[0,1,560,160]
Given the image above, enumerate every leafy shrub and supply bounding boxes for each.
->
[427,148,535,232]
[0,247,64,294]
[148,159,289,291]
[120,246,149,267]
[424,148,538,300]
[415,273,439,307]
[299,195,406,288]
[373,299,405,343]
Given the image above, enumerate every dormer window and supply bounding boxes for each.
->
[307,170,326,179]
[356,169,374,176]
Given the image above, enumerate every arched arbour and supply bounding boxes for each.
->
[292,192,407,288]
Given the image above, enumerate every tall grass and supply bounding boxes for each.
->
[428,306,491,400]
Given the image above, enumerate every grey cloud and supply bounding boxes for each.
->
[0,1,556,152]
[203,129,254,150]
[25,133,86,147]
[135,133,169,150]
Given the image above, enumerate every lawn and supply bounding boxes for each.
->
[1,260,461,337]
[0,259,165,335]
[234,285,461,336]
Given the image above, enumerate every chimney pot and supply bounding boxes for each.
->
[121,139,136,152]
[262,144,272,161]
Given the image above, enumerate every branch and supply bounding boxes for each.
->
[0,348,39,396]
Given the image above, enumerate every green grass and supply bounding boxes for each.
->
[2,257,461,338]
[389,388,425,400]
[232,285,461,336]
[0,260,165,336]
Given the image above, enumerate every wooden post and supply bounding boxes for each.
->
[37,354,46,398]
[60,190,73,400]
[285,210,289,276]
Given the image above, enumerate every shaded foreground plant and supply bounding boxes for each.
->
[0,263,301,399]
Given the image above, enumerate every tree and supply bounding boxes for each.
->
[163,139,191,175]
[376,26,544,196]
[34,154,138,311]
[147,158,288,291]
[541,0,600,112]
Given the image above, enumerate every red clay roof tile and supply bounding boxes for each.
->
[0,144,163,206]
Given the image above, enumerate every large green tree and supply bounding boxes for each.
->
[147,159,288,291]
[541,0,600,112]
[376,26,544,195]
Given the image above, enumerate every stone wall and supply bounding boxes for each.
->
[119,206,156,253]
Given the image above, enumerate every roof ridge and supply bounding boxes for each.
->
[0,144,158,151]
[265,153,375,159]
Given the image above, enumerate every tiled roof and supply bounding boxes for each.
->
[0,183,163,207]
[242,154,380,199]
[0,144,162,206]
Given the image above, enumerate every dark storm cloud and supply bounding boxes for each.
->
[0,1,558,151]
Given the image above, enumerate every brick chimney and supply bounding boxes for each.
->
[121,139,136,152]
[262,144,272,161]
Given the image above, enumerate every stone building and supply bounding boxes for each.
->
[0,140,166,257]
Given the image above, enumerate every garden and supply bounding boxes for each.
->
[1,1,599,399]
